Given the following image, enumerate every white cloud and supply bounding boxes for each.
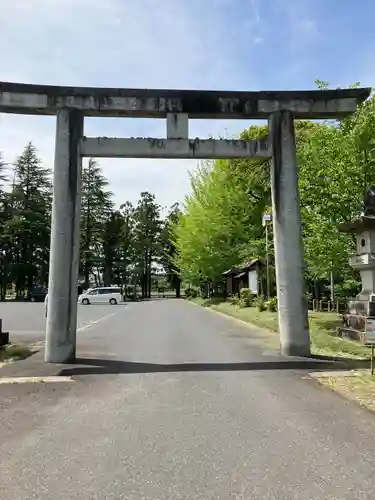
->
[251,0,261,26]
[3,0,369,212]
[0,0,262,209]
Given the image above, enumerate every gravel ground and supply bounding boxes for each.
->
[1,299,375,499]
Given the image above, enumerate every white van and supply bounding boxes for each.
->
[78,287,123,305]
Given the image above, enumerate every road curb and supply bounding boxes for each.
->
[0,349,65,379]
[0,375,74,384]
[307,369,369,379]
[186,299,279,341]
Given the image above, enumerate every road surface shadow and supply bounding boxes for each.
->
[58,356,357,377]
[311,354,370,369]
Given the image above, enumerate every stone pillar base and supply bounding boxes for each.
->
[348,299,375,317]
[281,342,312,358]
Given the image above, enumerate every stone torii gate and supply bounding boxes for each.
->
[0,82,370,363]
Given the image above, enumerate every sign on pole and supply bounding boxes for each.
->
[365,317,375,344]
[262,213,272,226]
[365,317,375,375]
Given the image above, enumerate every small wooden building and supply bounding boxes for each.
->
[223,259,264,297]
[222,267,241,296]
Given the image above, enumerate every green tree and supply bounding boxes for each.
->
[4,143,52,297]
[101,210,126,286]
[175,125,270,287]
[80,158,114,287]
[132,192,162,298]
[117,201,136,289]
[0,152,7,192]
[0,153,10,299]
[160,202,182,297]
[174,96,375,299]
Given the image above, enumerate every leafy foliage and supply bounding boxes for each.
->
[239,287,253,308]
[160,202,182,296]
[174,84,375,301]
[132,192,163,298]
[80,158,114,287]
[2,81,374,304]
[0,149,177,300]
[0,143,52,298]
[175,126,271,287]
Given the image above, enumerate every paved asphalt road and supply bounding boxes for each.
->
[2,299,375,499]
[0,301,124,343]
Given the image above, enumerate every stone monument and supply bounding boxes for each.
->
[338,188,375,341]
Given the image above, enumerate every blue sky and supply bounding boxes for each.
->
[1,0,374,210]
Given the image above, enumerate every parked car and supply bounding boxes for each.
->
[44,286,84,317]
[78,287,123,305]
[27,287,48,302]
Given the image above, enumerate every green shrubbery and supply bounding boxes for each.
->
[254,296,266,311]
[228,294,239,305]
[239,288,253,308]
[226,290,277,312]
[266,297,277,312]
[184,288,198,298]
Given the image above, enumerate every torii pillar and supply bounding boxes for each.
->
[269,111,310,356]
[45,109,83,363]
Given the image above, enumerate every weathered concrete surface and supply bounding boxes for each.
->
[0,81,370,118]
[166,113,189,139]
[45,109,83,363]
[269,110,310,357]
[80,137,271,159]
[2,299,375,499]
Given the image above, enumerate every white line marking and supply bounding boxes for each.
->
[77,311,119,332]
[0,376,73,384]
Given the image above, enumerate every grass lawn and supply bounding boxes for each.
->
[0,344,33,366]
[191,297,371,361]
[316,372,375,413]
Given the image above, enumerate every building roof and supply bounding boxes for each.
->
[338,216,375,233]
[234,272,246,278]
[222,259,264,277]
[239,258,264,271]
[222,267,241,276]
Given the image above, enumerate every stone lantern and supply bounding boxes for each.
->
[338,189,375,339]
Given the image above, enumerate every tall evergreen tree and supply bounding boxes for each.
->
[101,210,126,286]
[80,158,114,288]
[132,192,162,298]
[5,143,52,297]
[0,153,10,300]
[160,202,182,297]
[117,201,136,289]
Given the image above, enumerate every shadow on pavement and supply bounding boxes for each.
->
[311,354,370,369]
[58,356,357,377]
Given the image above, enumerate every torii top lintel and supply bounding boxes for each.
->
[0,81,371,119]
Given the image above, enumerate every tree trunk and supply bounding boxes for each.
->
[0,272,6,301]
[103,259,112,286]
[148,252,152,298]
[175,279,181,298]
[141,270,147,298]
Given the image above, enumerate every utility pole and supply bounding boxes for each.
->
[328,218,335,303]
[262,213,272,300]
[330,269,335,303]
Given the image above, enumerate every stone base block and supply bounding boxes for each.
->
[347,300,375,317]
[0,331,9,347]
